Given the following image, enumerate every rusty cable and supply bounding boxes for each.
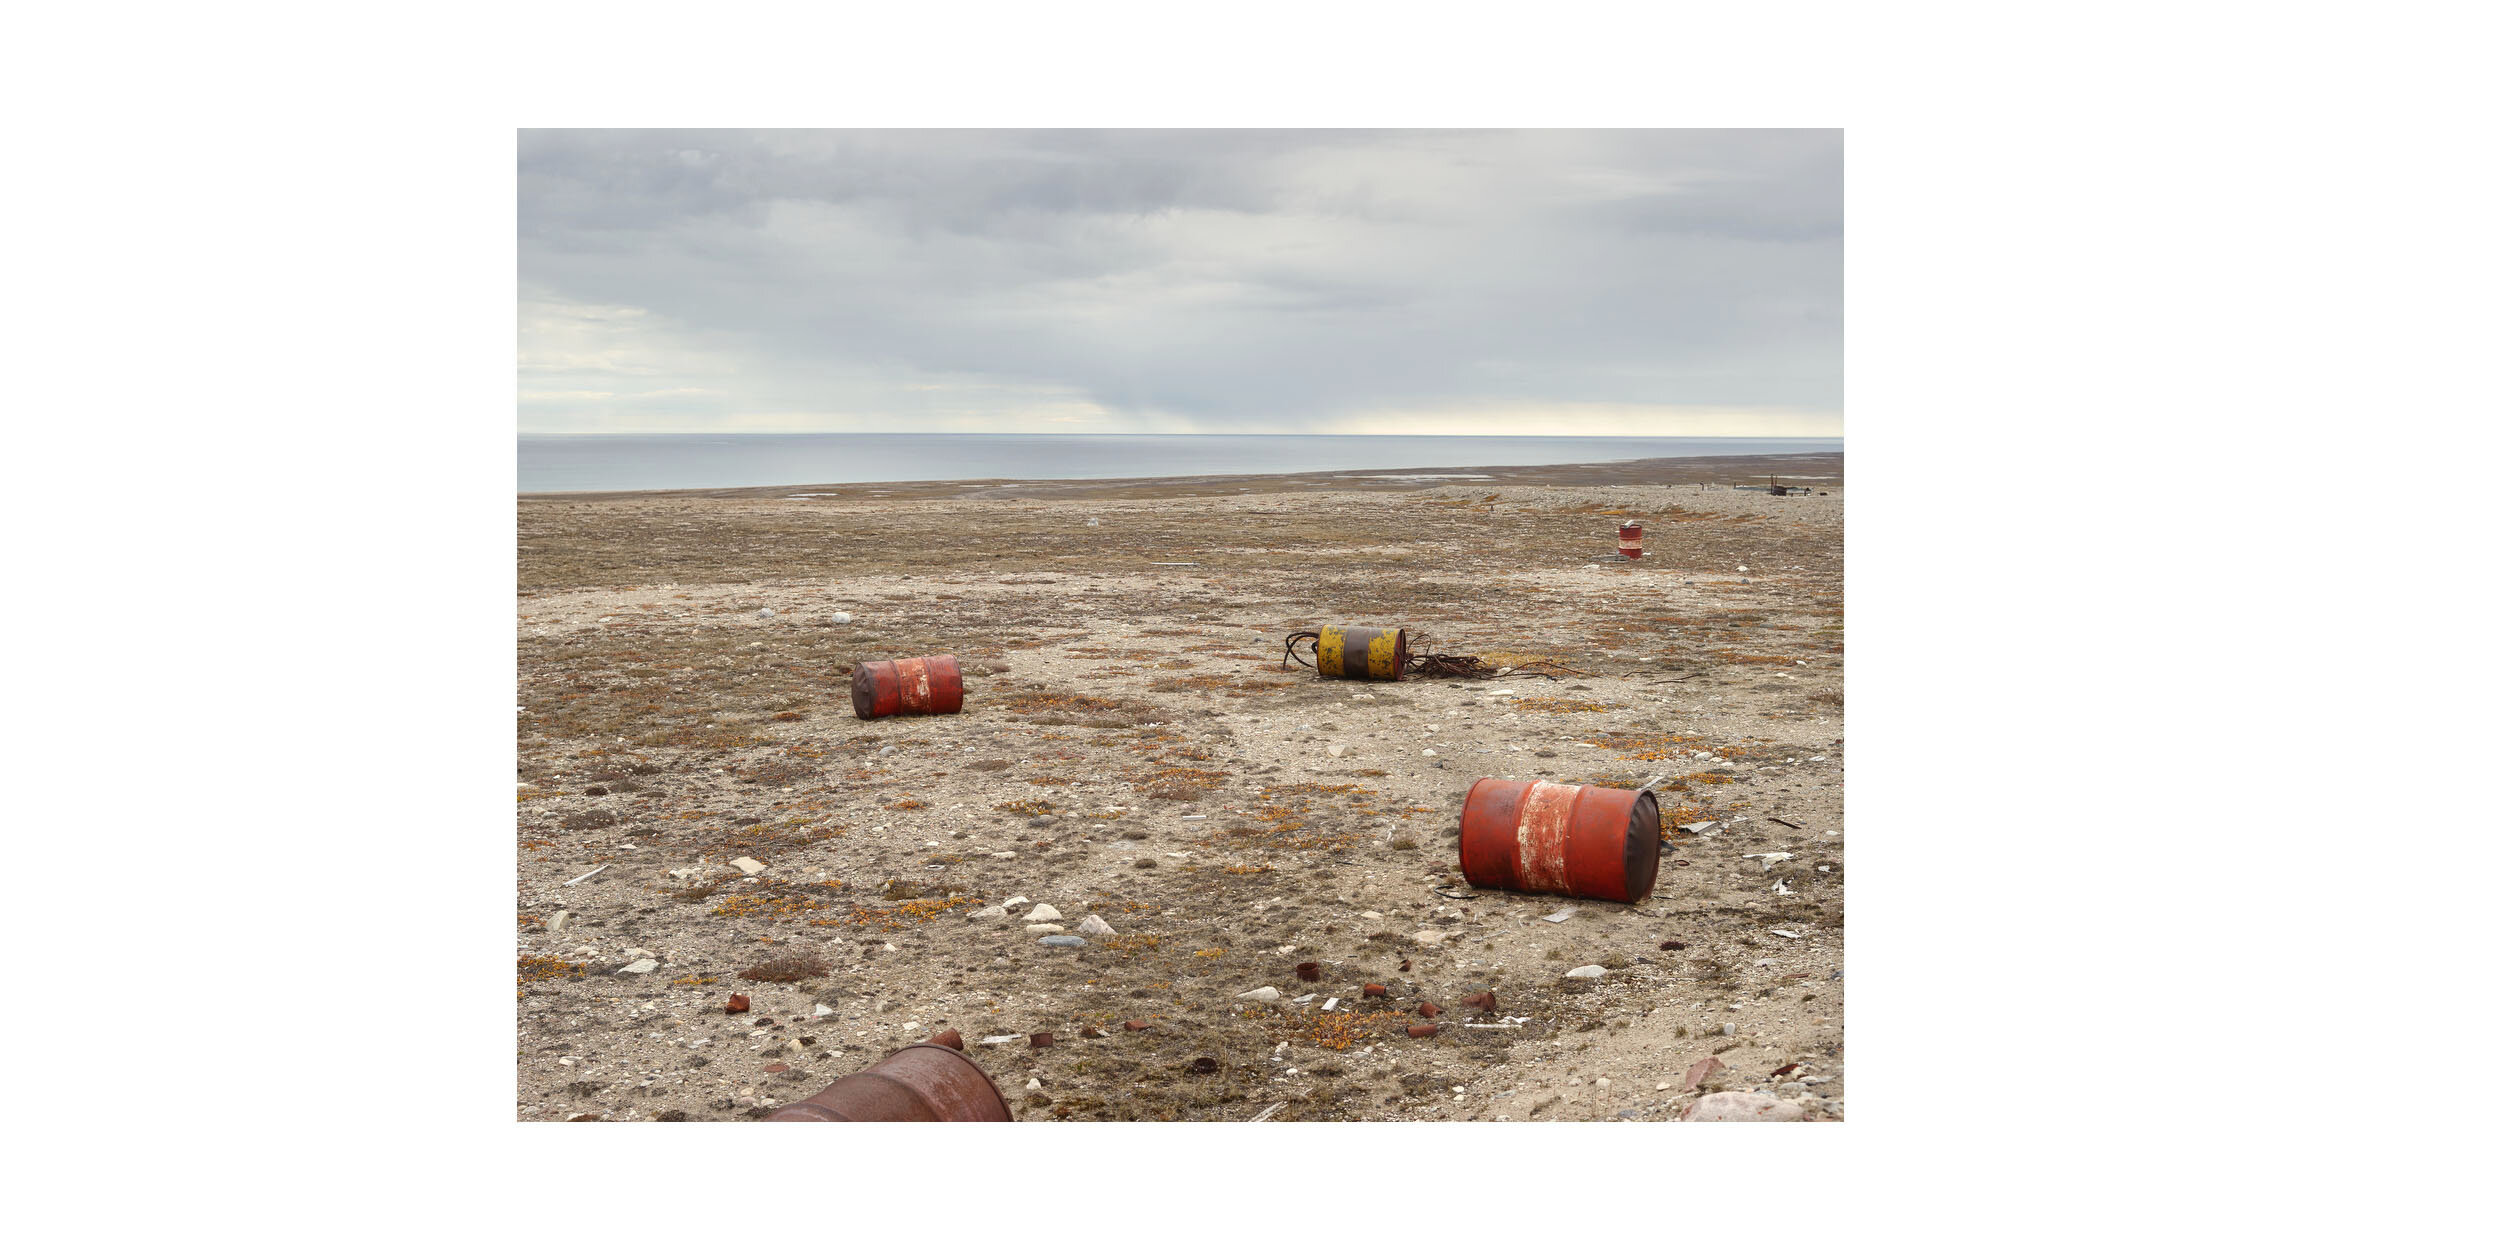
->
[1281,629,1323,672]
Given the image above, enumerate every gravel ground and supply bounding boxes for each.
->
[517,464,1843,1121]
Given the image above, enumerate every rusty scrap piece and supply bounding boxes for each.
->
[1398,958,1413,972]
[1659,940,1688,951]
[1459,777,1662,904]
[1407,1024,1438,1038]
[725,994,750,1014]
[1078,1025,1105,1039]
[928,1029,965,1050]
[1770,1062,1799,1077]
[1295,961,1321,982]
[1361,984,1388,999]
[764,1063,789,1074]
[1417,1002,1441,1019]
[1460,991,1497,1013]
[762,1042,1014,1122]
[1029,1032,1056,1049]
[850,654,966,720]
[1188,1057,1219,1075]
[1123,1020,1154,1032]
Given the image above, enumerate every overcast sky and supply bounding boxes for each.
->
[518,129,1840,437]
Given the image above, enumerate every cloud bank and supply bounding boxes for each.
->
[519,129,1840,435]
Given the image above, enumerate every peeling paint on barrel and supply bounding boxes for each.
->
[1459,777,1662,903]
[1314,625,1408,681]
[851,654,965,720]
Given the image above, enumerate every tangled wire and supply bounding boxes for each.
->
[1281,630,1589,681]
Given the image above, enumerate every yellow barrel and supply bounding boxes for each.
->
[1315,625,1409,682]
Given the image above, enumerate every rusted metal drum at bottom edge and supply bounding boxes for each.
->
[1458,777,1661,903]
[851,654,965,720]
[1315,625,1409,681]
[762,1043,1015,1122]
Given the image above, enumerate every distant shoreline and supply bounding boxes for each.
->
[519,449,1843,503]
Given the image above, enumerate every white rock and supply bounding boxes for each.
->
[667,867,708,881]
[968,904,1008,920]
[1003,896,1030,908]
[1421,748,1437,757]
[548,910,572,932]
[1237,986,1283,1002]
[1542,908,1576,923]
[1026,904,1063,922]
[622,947,655,960]
[1326,744,1348,758]
[1564,965,1607,979]
[1024,924,1066,935]
[1026,1077,1044,1090]
[1075,915,1116,937]
[1682,1091,1803,1123]
[729,857,768,876]
[618,958,659,975]
[1321,997,1339,1011]
[832,612,853,624]
[1413,929,1448,946]
[813,1003,835,1017]
[758,607,775,617]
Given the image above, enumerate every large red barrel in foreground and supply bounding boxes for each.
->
[763,1042,1014,1122]
[1618,521,1644,560]
[850,654,965,720]
[1459,778,1662,903]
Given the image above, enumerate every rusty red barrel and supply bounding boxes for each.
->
[1459,778,1661,903]
[762,1042,1014,1122]
[850,654,965,720]
[1618,521,1644,560]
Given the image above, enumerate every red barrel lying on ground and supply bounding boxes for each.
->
[762,1042,1014,1122]
[1459,778,1662,903]
[850,654,965,720]
[1618,521,1644,560]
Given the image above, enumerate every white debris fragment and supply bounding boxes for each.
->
[561,865,606,886]
[1564,965,1607,979]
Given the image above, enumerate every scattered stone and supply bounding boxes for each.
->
[1039,935,1086,948]
[968,904,1009,920]
[729,857,768,876]
[1002,896,1030,908]
[1075,915,1115,937]
[1326,744,1348,758]
[667,866,709,881]
[831,612,853,624]
[1676,821,1719,836]
[617,958,659,975]
[1542,908,1576,923]
[812,1003,834,1018]
[1682,1091,1805,1123]
[1025,923,1066,935]
[1237,986,1283,1002]
[1564,965,1606,979]
[548,910,572,932]
[758,608,775,618]
[1123,1020,1153,1031]
[1026,1077,1044,1090]
[726,994,750,1014]
[1413,929,1448,946]
[1026,904,1063,922]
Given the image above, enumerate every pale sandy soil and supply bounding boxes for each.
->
[516,457,1842,1121]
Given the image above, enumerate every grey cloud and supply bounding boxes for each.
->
[519,129,1840,433]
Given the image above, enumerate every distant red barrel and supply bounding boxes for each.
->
[762,1042,1014,1122]
[1459,778,1661,903]
[850,654,965,720]
[1618,521,1644,560]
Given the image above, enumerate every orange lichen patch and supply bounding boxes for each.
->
[1287,1009,1407,1051]
[518,955,584,983]
[1024,775,1071,786]
[710,893,831,920]
[1135,765,1229,800]
[1678,772,1735,786]
[885,798,927,810]
[1100,934,1163,955]
[1509,697,1613,714]
[806,896,977,932]
[994,798,1058,817]
[1713,652,1798,665]
[1192,948,1227,959]
[1221,863,1272,875]
[670,975,719,986]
